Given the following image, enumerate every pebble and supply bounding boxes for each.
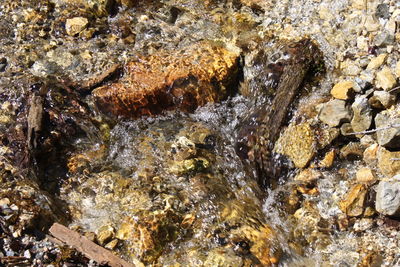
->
[364,15,380,32]
[318,99,352,127]
[377,147,400,177]
[65,17,89,36]
[340,142,365,160]
[0,57,7,72]
[363,143,379,166]
[374,31,395,47]
[96,225,115,245]
[375,3,390,19]
[375,179,400,216]
[294,168,322,183]
[366,54,387,70]
[340,60,361,76]
[339,184,368,217]
[318,149,336,168]
[375,111,400,148]
[396,61,400,77]
[350,96,372,132]
[330,81,355,100]
[356,167,376,183]
[369,90,395,109]
[353,218,373,232]
[375,67,396,90]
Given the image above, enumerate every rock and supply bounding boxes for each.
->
[340,60,361,76]
[366,54,387,70]
[375,110,400,148]
[318,149,336,168]
[375,67,397,90]
[92,42,239,118]
[339,184,368,217]
[353,218,374,232]
[377,147,400,177]
[330,81,355,100]
[375,3,390,19]
[204,248,243,267]
[396,61,400,77]
[350,96,372,132]
[356,167,376,183]
[274,122,316,168]
[368,90,395,109]
[96,225,114,245]
[364,15,380,32]
[340,122,354,136]
[375,179,400,216]
[105,239,118,250]
[0,57,7,72]
[65,17,89,36]
[294,168,322,183]
[316,127,340,149]
[318,99,352,127]
[363,143,379,166]
[374,31,395,47]
[340,142,365,160]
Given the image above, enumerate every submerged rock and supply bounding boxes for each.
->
[92,42,240,118]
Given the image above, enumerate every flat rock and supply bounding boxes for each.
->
[92,42,239,118]
[366,54,387,70]
[375,110,400,148]
[274,122,316,168]
[375,67,396,91]
[377,147,400,177]
[330,81,355,100]
[351,96,372,132]
[65,17,88,36]
[318,99,352,127]
[376,180,400,216]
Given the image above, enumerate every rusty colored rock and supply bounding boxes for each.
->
[339,184,368,217]
[92,42,240,118]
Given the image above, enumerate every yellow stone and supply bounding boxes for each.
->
[376,67,396,91]
[366,54,387,70]
[396,61,400,78]
[294,168,322,183]
[363,143,379,166]
[96,225,115,245]
[331,81,355,100]
[356,167,376,183]
[377,147,400,177]
[339,184,368,217]
[319,149,335,168]
[65,17,89,36]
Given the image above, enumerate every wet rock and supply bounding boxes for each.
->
[356,167,376,184]
[203,248,243,267]
[274,122,316,168]
[318,99,352,127]
[330,81,355,100]
[375,67,397,90]
[168,157,210,175]
[92,42,239,118]
[318,149,336,168]
[315,127,340,149]
[350,96,372,132]
[96,225,115,245]
[375,179,400,216]
[339,184,368,217]
[366,54,387,70]
[294,168,322,183]
[369,90,395,109]
[375,110,400,148]
[65,17,89,36]
[105,239,118,250]
[377,147,400,177]
[375,4,390,19]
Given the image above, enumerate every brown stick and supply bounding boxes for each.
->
[49,223,141,267]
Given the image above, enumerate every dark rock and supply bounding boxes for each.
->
[0,58,7,72]
[375,4,390,19]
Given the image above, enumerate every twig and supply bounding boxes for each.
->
[347,123,400,135]
[49,223,141,267]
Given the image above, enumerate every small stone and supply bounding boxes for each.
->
[318,149,336,168]
[356,167,376,183]
[377,147,400,177]
[318,99,352,127]
[294,168,322,183]
[96,225,115,245]
[330,81,355,100]
[350,96,372,132]
[374,31,395,47]
[274,122,316,168]
[84,232,96,242]
[353,218,374,232]
[375,4,390,19]
[357,36,369,51]
[364,15,380,32]
[375,180,400,216]
[105,239,119,250]
[340,60,361,76]
[375,67,396,90]
[366,54,387,70]
[340,142,365,160]
[316,127,340,149]
[116,222,131,240]
[65,17,89,36]
[375,111,400,148]
[339,184,368,217]
[369,90,395,109]
[0,57,7,72]
[396,61,400,77]
[363,143,379,166]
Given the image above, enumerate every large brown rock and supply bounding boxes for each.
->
[92,42,240,118]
